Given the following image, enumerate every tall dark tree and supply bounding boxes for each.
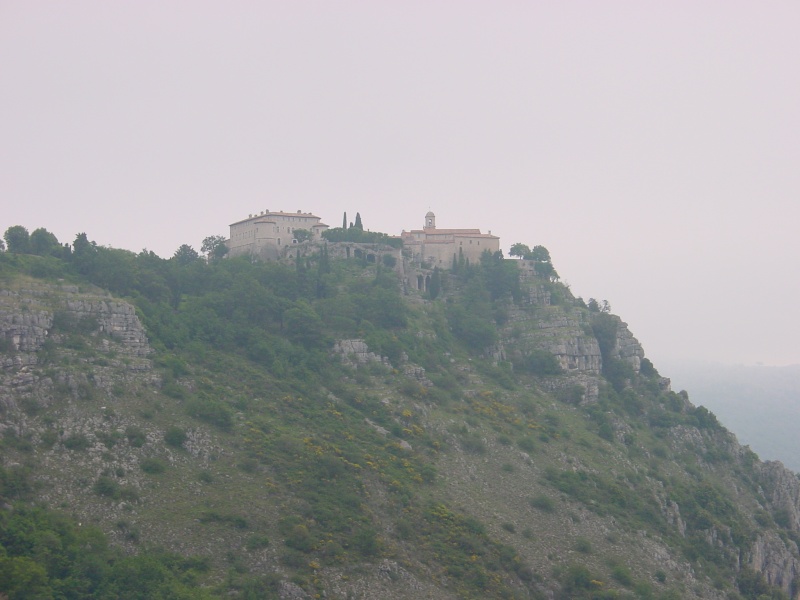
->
[429,267,442,300]
[354,212,363,230]
[71,232,97,275]
[172,244,200,265]
[342,212,347,229]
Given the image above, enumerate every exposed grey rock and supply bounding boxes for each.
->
[757,460,800,532]
[749,531,800,598]
[333,338,390,366]
[402,364,433,387]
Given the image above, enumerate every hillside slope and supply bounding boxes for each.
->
[2,245,800,600]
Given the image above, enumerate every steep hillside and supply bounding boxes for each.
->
[2,243,800,600]
[664,361,800,472]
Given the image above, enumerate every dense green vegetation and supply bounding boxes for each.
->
[0,465,216,599]
[0,225,796,600]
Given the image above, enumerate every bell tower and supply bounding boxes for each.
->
[424,211,436,230]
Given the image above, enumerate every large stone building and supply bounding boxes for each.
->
[400,211,500,268]
[227,210,329,260]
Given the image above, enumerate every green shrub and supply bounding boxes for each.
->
[63,434,91,451]
[39,430,58,449]
[574,537,592,554]
[460,434,486,454]
[126,426,147,447]
[199,511,248,529]
[352,527,379,557]
[140,458,166,474]
[517,436,536,452]
[93,476,119,498]
[530,495,555,513]
[611,563,633,586]
[186,397,233,430]
[164,426,188,448]
[245,534,271,550]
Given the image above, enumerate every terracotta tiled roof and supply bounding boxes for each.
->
[404,228,498,239]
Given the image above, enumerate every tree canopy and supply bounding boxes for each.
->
[509,243,559,281]
[201,235,229,262]
[4,226,30,254]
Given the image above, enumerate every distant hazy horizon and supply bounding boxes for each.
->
[662,360,800,472]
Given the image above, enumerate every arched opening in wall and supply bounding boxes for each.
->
[346,246,351,258]
[354,249,363,260]
[417,275,424,290]
[366,253,376,264]
[425,275,431,292]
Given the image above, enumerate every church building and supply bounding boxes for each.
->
[400,211,500,268]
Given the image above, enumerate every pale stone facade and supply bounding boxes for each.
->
[400,211,500,269]
[227,210,329,260]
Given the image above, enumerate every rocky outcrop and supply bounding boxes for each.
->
[757,461,800,532]
[333,339,390,366]
[749,531,800,599]
[61,298,150,356]
[503,306,602,374]
[0,305,52,353]
[0,282,154,413]
[0,283,150,359]
[610,316,645,372]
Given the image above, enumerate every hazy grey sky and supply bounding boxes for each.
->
[2,2,799,367]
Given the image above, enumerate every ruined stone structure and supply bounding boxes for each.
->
[400,211,500,269]
[227,210,329,261]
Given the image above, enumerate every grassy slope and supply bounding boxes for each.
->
[0,252,793,600]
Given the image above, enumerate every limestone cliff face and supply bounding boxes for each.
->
[665,424,800,598]
[0,280,153,413]
[502,305,601,374]
[0,283,150,358]
[498,302,646,408]
[757,461,800,532]
[61,297,150,356]
[755,458,800,598]
[749,531,800,598]
[500,274,646,378]
[608,315,645,372]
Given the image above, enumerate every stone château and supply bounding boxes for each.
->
[226,210,329,261]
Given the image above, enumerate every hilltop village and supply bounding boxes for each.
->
[225,209,500,291]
